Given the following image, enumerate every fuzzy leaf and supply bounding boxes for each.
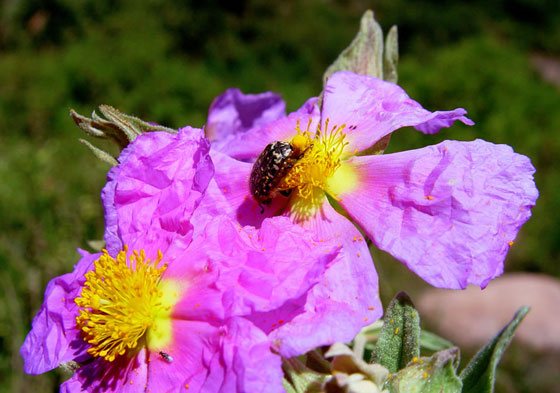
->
[323,10,398,156]
[282,357,325,393]
[71,105,176,156]
[460,306,529,393]
[372,292,420,373]
[383,25,399,84]
[282,379,298,393]
[323,10,384,83]
[78,139,118,166]
[86,240,106,252]
[388,348,462,393]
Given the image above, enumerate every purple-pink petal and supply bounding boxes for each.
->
[206,88,286,149]
[146,320,219,392]
[193,151,382,356]
[103,127,213,256]
[164,242,226,323]
[220,216,340,316]
[21,250,97,375]
[187,318,284,393]
[193,156,382,357]
[322,71,473,155]
[264,199,382,357]
[172,215,339,318]
[339,139,538,289]
[414,108,474,134]
[208,97,319,161]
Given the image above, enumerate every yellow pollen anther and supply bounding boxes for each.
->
[279,118,349,221]
[75,248,168,362]
[291,133,310,155]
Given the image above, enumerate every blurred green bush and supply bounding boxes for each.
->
[1,1,558,392]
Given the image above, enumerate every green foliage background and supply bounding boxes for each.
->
[1,1,559,392]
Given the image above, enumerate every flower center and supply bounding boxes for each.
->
[75,249,168,362]
[278,118,348,219]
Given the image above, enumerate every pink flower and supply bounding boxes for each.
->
[20,128,347,392]
[201,71,538,289]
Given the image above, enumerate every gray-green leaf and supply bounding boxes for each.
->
[71,105,176,165]
[282,357,325,393]
[459,306,530,393]
[372,292,421,373]
[78,139,118,166]
[383,26,399,84]
[323,10,399,156]
[323,10,384,83]
[388,348,462,393]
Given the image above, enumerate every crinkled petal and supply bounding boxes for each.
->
[172,215,339,319]
[102,127,213,255]
[21,250,98,374]
[210,97,319,161]
[145,320,218,392]
[322,71,473,155]
[206,88,286,148]
[262,199,381,357]
[162,230,227,323]
[61,349,148,393]
[414,108,474,134]
[160,318,283,393]
[339,139,538,289]
[222,216,339,316]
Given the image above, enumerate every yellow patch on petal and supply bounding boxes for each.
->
[147,280,182,349]
[75,248,179,362]
[326,161,359,198]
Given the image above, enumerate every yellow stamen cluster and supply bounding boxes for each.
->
[75,249,168,362]
[278,118,348,218]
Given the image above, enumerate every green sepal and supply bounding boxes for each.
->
[357,22,397,157]
[323,10,384,82]
[324,10,399,157]
[360,322,454,355]
[71,105,176,164]
[86,240,106,252]
[78,139,118,166]
[372,292,421,373]
[383,26,399,84]
[387,348,462,393]
[58,361,80,379]
[282,356,325,393]
[322,9,398,84]
[459,306,530,393]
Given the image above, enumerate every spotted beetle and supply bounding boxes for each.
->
[249,141,307,208]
